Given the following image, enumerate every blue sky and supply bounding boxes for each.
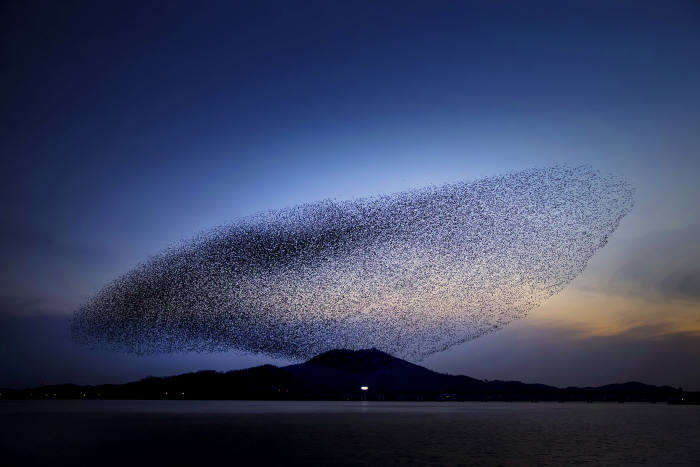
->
[1,0,699,388]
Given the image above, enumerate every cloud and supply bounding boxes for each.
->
[0,219,119,313]
[658,269,700,301]
[521,286,700,341]
[600,226,700,303]
[427,314,700,390]
[0,311,289,389]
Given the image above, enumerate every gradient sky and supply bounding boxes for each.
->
[2,0,699,389]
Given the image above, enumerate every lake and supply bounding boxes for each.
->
[1,401,698,466]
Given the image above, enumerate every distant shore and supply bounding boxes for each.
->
[2,348,698,403]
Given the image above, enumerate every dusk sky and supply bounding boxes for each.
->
[2,0,699,389]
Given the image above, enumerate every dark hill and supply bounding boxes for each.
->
[0,348,695,403]
[285,348,486,396]
[307,348,407,372]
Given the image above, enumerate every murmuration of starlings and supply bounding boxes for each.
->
[72,166,634,361]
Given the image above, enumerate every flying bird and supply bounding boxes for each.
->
[72,165,634,360]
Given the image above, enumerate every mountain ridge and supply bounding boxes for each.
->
[1,348,695,403]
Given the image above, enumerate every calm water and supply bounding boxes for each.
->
[1,401,698,466]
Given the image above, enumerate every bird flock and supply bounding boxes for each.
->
[72,166,634,361]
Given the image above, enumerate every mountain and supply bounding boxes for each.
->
[0,348,694,403]
[285,348,486,395]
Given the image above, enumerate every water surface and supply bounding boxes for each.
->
[2,401,698,466]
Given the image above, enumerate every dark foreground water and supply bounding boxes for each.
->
[1,401,698,466]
